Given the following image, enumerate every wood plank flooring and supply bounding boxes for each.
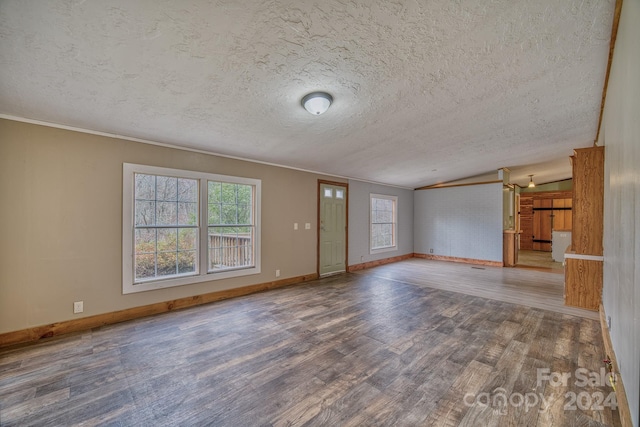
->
[362,258,597,320]
[0,259,619,426]
[517,250,565,272]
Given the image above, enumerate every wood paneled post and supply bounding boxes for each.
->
[571,147,605,255]
[503,230,517,267]
[564,146,604,310]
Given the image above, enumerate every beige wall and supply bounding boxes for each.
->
[0,119,340,334]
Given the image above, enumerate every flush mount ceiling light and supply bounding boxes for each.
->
[528,175,536,188]
[301,92,333,115]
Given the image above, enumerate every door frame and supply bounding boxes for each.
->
[317,179,349,277]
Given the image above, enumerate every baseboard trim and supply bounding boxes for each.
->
[347,253,414,272]
[0,273,318,348]
[599,304,633,427]
[413,253,503,268]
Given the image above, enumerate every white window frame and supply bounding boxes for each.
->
[370,193,398,254]
[123,163,261,294]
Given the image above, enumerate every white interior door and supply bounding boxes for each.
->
[319,182,347,276]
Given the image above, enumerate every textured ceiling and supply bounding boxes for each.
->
[0,0,615,188]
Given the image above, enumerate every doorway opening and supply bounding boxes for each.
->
[517,191,572,273]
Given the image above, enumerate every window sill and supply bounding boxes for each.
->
[370,246,398,255]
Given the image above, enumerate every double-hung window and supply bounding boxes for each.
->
[370,194,397,253]
[207,181,254,272]
[123,163,261,294]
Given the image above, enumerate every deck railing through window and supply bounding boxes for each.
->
[209,233,252,270]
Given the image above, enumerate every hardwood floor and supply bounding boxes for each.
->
[360,258,597,320]
[517,250,564,272]
[0,260,619,426]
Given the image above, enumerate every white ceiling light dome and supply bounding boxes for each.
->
[301,92,333,115]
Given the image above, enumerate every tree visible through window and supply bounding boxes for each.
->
[370,194,397,252]
[123,163,261,294]
[208,182,254,271]
[134,174,198,281]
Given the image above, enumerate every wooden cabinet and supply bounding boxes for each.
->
[552,198,573,231]
[564,146,604,310]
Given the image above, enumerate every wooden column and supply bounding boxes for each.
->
[564,146,604,310]
[571,147,605,255]
[503,230,518,267]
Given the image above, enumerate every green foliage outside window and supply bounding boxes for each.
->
[208,181,253,270]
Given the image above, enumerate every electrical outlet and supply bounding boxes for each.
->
[305,223,311,230]
[294,223,298,230]
[607,316,612,330]
[430,248,434,253]
[275,269,280,278]
[73,301,84,314]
